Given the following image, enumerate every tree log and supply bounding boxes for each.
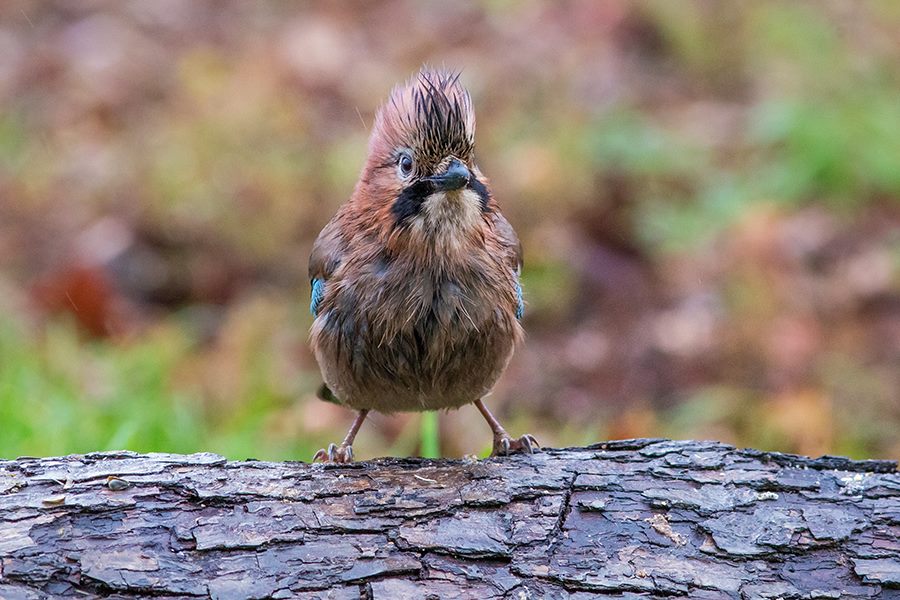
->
[0,439,898,599]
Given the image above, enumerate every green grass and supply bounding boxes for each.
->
[2,313,894,462]
[419,411,440,458]
[0,317,320,461]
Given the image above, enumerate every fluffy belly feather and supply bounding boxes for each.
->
[310,289,521,413]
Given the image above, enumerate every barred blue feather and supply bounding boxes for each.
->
[310,278,325,316]
[515,280,524,320]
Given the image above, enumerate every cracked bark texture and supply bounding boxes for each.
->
[1,439,898,599]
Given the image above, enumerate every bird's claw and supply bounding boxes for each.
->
[492,433,540,457]
[313,443,354,463]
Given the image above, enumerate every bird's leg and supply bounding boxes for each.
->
[474,399,540,456]
[313,409,369,463]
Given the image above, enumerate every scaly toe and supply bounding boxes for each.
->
[492,434,541,457]
[521,434,541,454]
[313,443,353,464]
[337,445,353,463]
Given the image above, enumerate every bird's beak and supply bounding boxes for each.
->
[428,159,470,192]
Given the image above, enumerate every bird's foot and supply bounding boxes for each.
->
[492,433,540,457]
[313,443,354,463]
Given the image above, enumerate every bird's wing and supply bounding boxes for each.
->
[492,211,525,320]
[308,217,344,317]
[492,211,522,271]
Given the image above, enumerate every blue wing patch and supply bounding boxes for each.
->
[310,278,325,316]
[515,279,524,320]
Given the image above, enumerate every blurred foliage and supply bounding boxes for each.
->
[0,1,898,461]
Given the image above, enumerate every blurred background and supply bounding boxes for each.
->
[1,1,899,461]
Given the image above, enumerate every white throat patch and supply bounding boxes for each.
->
[420,189,482,230]
[408,188,483,257]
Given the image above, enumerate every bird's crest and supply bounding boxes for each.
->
[374,68,475,166]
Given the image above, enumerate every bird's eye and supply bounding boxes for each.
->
[397,152,414,178]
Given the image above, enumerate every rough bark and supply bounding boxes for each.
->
[0,439,898,599]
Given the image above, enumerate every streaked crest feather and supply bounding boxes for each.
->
[374,67,475,168]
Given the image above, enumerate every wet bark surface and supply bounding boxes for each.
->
[1,439,898,599]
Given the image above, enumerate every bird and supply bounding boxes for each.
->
[308,67,537,463]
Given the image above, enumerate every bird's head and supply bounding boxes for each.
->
[356,68,490,235]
